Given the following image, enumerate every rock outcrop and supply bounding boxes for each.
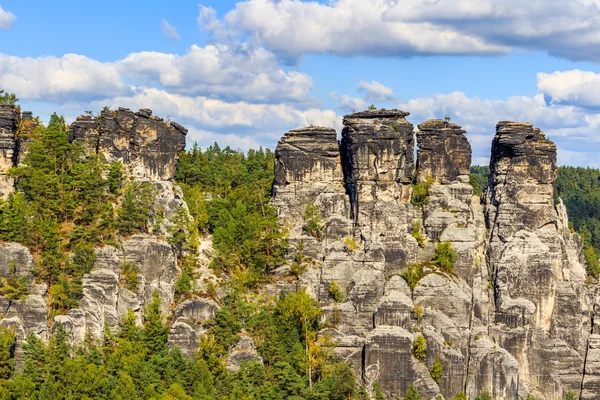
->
[0,105,18,198]
[0,107,211,359]
[272,113,596,399]
[69,107,187,180]
[484,122,590,399]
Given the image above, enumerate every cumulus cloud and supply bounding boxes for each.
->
[0,43,313,105]
[0,53,129,101]
[400,91,599,166]
[92,87,341,133]
[217,0,508,59]
[0,5,15,29]
[118,45,313,103]
[202,0,600,62]
[161,20,180,40]
[329,92,369,113]
[357,80,395,102]
[537,70,600,108]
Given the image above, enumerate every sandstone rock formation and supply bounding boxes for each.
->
[69,107,187,180]
[0,107,215,360]
[272,113,596,399]
[0,105,18,198]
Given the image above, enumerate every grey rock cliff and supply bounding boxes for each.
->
[272,113,596,399]
[69,107,187,180]
[484,122,590,399]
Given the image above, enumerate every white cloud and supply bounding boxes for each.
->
[118,44,313,103]
[537,70,600,108]
[400,91,599,166]
[357,80,395,102]
[0,53,129,101]
[92,87,340,133]
[203,0,600,62]
[0,44,313,104]
[0,5,15,29]
[161,20,180,40]
[329,92,369,113]
[217,0,508,59]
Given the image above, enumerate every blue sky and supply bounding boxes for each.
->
[2,0,600,166]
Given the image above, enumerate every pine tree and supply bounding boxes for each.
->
[142,291,168,354]
[23,332,47,384]
[404,384,422,400]
[0,327,16,379]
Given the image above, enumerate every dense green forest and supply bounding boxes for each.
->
[470,166,600,277]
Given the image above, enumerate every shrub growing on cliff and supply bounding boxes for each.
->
[401,263,424,291]
[452,393,467,400]
[475,391,492,400]
[412,221,426,247]
[304,204,324,240]
[434,241,455,273]
[329,280,343,303]
[412,177,434,206]
[412,334,427,360]
[120,262,139,292]
[344,237,358,251]
[404,384,422,400]
[431,355,443,384]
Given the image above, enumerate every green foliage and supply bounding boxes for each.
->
[0,327,15,379]
[107,161,124,195]
[527,394,536,400]
[434,241,455,273]
[304,204,323,240]
[431,355,443,384]
[168,206,192,262]
[401,264,424,291]
[412,177,434,206]
[475,391,492,400]
[412,305,423,324]
[344,237,358,251]
[452,392,467,400]
[116,181,156,236]
[565,390,577,400]
[0,261,29,306]
[329,280,343,303]
[142,291,169,354]
[174,268,193,300]
[584,245,600,277]
[121,262,139,292]
[0,90,18,106]
[412,221,426,247]
[373,381,386,400]
[470,166,489,197]
[176,144,286,286]
[368,104,377,110]
[0,113,126,313]
[404,384,422,400]
[412,334,427,361]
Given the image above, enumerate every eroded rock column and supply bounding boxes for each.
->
[484,122,590,399]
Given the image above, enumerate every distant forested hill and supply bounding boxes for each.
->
[470,165,600,276]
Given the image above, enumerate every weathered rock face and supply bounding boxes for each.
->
[0,105,18,198]
[272,115,596,399]
[69,107,187,180]
[484,122,590,399]
[416,119,471,184]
